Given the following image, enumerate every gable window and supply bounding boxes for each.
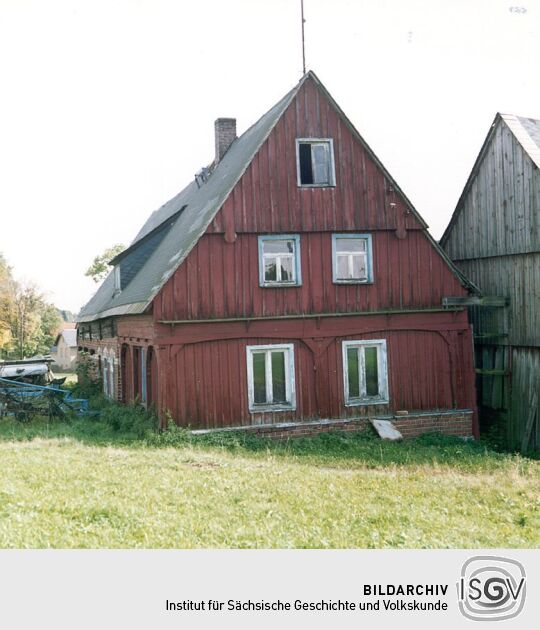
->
[296,139,335,186]
[258,235,301,287]
[342,339,389,405]
[332,234,373,283]
[246,344,296,411]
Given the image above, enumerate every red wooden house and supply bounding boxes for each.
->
[78,71,478,438]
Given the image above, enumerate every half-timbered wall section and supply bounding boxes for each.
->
[78,71,478,438]
[441,113,540,451]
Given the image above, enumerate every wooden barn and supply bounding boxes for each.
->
[77,71,478,438]
[441,113,540,452]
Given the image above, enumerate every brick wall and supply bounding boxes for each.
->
[77,339,121,400]
[215,118,236,162]
[191,410,474,440]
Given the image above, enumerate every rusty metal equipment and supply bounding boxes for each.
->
[0,377,89,423]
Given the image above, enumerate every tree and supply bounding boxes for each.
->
[85,244,125,283]
[8,283,62,359]
[0,253,62,359]
[0,254,16,354]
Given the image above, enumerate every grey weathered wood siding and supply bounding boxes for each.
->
[457,254,540,348]
[510,348,540,451]
[442,115,540,452]
[444,118,540,262]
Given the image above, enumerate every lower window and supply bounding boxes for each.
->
[342,339,389,405]
[246,344,296,412]
[102,356,115,399]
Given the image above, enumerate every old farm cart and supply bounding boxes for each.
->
[0,378,89,422]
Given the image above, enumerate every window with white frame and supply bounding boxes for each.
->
[332,234,373,283]
[258,235,301,287]
[246,344,296,411]
[342,339,389,405]
[102,356,115,399]
[296,139,335,186]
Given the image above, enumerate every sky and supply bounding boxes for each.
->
[0,0,539,313]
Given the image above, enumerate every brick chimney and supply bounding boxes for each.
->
[214,118,237,163]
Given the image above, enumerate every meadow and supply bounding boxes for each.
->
[0,403,538,548]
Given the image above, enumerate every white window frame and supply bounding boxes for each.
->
[296,138,336,187]
[246,343,296,412]
[332,233,374,284]
[102,356,116,399]
[258,235,302,287]
[140,347,147,404]
[342,339,389,406]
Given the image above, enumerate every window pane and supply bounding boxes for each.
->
[271,351,287,403]
[264,240,294,254]
[347,347,360,399]
[336,238,366,253]
[299,143,313,184]
[280,256,294,282]
[252,353,267,404]
[352,254,367,279]
[264,257,277,281]
[312,144,330,184]
[364,347,379,396]
[336,254,349,279]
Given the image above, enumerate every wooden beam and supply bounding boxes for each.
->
[474,333,508,340]
[443,296,509,307]
[475,369,509,376]
[159,307,462,326]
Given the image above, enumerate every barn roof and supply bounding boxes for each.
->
[501,114,540,169]
[441,112,540,246]
[79,71,475,322]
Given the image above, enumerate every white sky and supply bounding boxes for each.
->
[1,0,539,313]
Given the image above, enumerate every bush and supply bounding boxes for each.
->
[73,352,101,398]
[97,401,158,439]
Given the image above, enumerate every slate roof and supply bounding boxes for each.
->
[78,79,300,322]
[79,71,476,323]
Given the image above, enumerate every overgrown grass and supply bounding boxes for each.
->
[0,403,538,548]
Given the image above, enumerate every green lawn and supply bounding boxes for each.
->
[0,411,538,548]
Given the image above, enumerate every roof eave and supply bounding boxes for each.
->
[76,301,148,323]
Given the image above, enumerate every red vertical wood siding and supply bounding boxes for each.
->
[94,75,477,430]
[156,76,467,322]
[156,230,466,321]
[207,78,420,235]
[159,313,474,429]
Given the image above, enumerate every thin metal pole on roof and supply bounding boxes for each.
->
[301,0,306,75]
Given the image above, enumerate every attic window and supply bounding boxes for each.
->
[296,139,335,187]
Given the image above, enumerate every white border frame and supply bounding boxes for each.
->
[296,138,336,187]
[332,233,374,284]
[246,343,296,412]
[342,339,389,406]
[258,235,302,287]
